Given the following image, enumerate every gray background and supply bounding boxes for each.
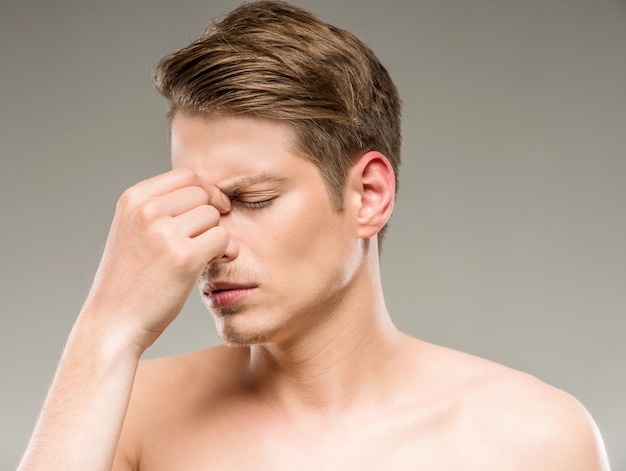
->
[1,0,624,468]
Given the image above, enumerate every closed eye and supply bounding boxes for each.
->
[232,197,275,209]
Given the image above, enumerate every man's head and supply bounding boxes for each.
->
[154,0,401,243]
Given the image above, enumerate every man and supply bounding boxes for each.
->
[19,2,610,470]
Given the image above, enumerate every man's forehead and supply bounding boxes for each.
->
[170,111,303,162]
[169,111,314,191]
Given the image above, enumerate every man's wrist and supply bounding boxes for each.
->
[73,304,147,363]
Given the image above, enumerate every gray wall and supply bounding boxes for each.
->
[1,0,624,467]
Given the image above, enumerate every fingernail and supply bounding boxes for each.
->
[221,192,231,208]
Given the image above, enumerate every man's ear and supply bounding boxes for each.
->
[346,151,395,239]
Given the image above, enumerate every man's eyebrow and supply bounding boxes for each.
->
[219,174,287,197]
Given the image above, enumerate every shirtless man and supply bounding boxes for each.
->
[18,2,610,470]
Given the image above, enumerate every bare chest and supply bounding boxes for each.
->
[136,410,501,471]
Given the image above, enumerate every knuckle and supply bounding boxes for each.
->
[118,186,142,209]
[151,221,173,242]
[152,225,194,268]
[170,246,195,269]
[135,199,161,222]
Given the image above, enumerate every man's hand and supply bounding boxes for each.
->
[84,168,231,353]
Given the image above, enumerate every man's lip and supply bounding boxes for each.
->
[202,281,256,295]
[201,281,257,309]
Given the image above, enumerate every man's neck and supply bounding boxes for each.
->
[245,264,405,416]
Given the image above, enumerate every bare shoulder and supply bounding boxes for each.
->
[113,346,249,470]
[413,340,610,470]
[135,345,248,393]
[123,345,248,416]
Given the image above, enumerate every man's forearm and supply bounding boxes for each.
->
[18,169,230,470]
[18,310,141,471]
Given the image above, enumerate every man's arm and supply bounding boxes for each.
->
[17,314,141,471]
[18,168,230,471]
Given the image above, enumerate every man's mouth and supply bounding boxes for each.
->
[201,281,256,309]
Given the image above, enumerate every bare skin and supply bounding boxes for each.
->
[19,113,610,471]
[114,342,607,470]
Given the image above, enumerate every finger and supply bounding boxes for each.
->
[133,168,231,214]
[195,176,231,214]
[191,225,230,262]
[156,186,212,217]
[133,168,207,197]
[174,205,221,238]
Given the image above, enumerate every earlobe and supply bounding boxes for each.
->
[349,151,395,239]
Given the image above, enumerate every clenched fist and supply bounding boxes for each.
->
[82,168,231,353]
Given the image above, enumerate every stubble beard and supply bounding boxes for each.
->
[212,305,277,348]
[200,264,275,347]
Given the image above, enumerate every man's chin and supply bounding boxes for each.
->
[218,332,273,348]
[216,322,277,348]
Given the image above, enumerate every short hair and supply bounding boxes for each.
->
[154,0,401,243]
